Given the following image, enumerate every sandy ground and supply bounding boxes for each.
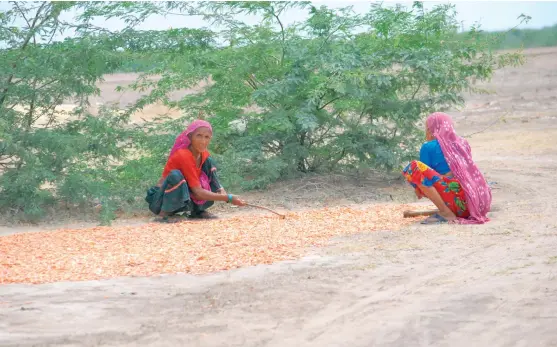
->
[1,47,557,347]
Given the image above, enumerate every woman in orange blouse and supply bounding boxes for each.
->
[146,120,247,222]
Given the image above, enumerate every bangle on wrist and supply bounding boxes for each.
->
[227,194,233,203]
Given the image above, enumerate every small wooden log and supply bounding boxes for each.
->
[246,203,286,219]
[403,209,439,218]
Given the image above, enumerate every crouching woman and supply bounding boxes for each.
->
[146,120,247,222]
[402,112,492,225]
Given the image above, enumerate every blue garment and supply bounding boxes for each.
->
[419,139,451,175]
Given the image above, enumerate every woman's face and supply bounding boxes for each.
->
[189,127,212,153]
[425,125,434,141]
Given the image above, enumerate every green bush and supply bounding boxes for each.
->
[0,1,527,223]
[128,1,524,191]
[468,24,557,50]
[0,2,136,223]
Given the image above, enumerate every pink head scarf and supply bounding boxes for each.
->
[169,119,213,157]
[426,112,492,224]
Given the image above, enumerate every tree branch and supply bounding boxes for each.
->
[18,2,50,50]
[25,78,39,128]
[411,81,423,100]
[312,122,335,145]
[318,97,340,110]
[12,1,32,28]
[245,74,258,90]
[36,78,61,91]
[270,6,286,66]
[330,148,347,169]
[318,17,351,53]
[0,2,50,107]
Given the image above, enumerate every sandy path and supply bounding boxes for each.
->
[1,48,557,346]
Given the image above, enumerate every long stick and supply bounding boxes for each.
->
[246,203,286,219]
[403,209,439,218]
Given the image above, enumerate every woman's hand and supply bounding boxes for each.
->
[415,188,424,199]
[155,176,165,188]
[191,187,246,206]
[231,195,247,207]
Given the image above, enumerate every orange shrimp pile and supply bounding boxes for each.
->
[0,205,419,284]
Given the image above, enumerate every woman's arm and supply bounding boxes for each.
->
[205,156,226,194]
[191,187,246,206]
[155,177,165,187]
[163,151,245,205]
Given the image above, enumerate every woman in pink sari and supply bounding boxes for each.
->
[146,119,247,222]
[402,112,492,224]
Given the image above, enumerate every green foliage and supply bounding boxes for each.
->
[129,1,524,191]
[472,24,557,50]
[0,1,528,223]
[0,2,133,223]
[99,27,217,72]
[0,2,221,223]
[114,23,557,74]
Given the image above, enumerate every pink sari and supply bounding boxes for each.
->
[426,112,492,224]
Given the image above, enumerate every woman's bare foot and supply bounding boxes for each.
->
[189,211,218,219]
[155,215,183,224]
[421,210,457,224]
[438,210,457,222]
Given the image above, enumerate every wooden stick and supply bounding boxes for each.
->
[246,203,286,219]
[403,209,439,218]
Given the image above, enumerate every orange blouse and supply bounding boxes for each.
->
[162,149,210,189]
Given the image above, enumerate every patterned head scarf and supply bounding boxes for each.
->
[169,119,212,157]
[426,112,492,224]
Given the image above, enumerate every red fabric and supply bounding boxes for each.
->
[162,149,210,189]
[426,112,491,224]
[403,160,470,218]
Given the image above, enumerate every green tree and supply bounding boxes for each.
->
[0,1,219,223]
[0,1,528,224]
[128,1,524,190]
[0,2,134,222]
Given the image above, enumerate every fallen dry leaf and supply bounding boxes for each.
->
[0,204,421,284]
